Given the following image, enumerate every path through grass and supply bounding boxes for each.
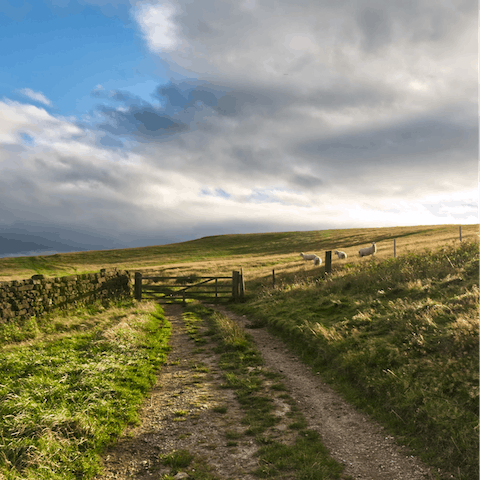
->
[183,303,345,479]
[231,241,479,480]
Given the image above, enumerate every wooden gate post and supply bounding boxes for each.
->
[272,269,275,288]
[134,272,142,301]
[325,251,332,275]
[232,270,239,301]
[459,225,462,242]
[240,267,245,300]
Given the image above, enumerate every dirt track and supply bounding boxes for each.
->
[214,305,435,480]
[96,303,436,479]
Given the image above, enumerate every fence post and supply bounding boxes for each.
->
[240,268,245,300]
[182,290,186,305]
[215,278,218,304]
[134,272,142,301]
[272,269,275,288]
[232,271,239,301]
[394,239,396,258]
[459,226,462,242]
[325,251,332,275]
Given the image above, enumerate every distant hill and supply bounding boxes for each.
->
[0,223,129,258]
[0,234,82,257]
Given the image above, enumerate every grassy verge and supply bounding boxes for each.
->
[182,303,346,479]
[231,241,479,480]
[0,299,171,480]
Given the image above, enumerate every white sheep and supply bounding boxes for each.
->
[359,242,377,257]
[313,255,322,266]
[300,252,317,261]
[334,250,347,260]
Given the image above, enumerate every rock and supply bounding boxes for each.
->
[173,472,189,479]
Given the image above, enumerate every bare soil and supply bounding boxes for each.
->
[95,303,436,480]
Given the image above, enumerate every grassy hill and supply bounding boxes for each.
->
[0,223,477,282]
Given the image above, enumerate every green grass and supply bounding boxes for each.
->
[231,240,479,480]
[1,225,478,479]
[160,449,194,469]
[183,304,345,479]
[255,430,344,479]
[1,224,477,281]
[0,299,171,480]
[159,450,222,480]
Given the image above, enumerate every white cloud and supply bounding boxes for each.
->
[134,2,179,52]
[17,88,53,107]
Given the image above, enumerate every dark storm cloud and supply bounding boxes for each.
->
[356,3,392,52]
[97,134,124,149]
[156,80,276,119]
[214,92,258,117]
[290,174,324,191]
[295,107,478,170]
[97,104,188,140]
[157,83,190,108]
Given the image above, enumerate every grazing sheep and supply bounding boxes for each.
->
[313,255,322,266]
[334,250,347,260]
[359,242,377,257]
[300,252,317,261]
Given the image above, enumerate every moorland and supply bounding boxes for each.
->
[0,223,478,479]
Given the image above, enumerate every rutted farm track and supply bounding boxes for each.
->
[96,304,435,480]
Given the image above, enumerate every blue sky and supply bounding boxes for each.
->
[1,1,166,117]
[0,0,478,255]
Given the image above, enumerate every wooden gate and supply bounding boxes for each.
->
[134,270,245,304]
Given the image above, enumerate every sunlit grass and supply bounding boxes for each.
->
[0,300,171,480]
[0,224,477,281]
[231,240,479,480]
[0,224,478,479]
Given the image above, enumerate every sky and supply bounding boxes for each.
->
[0,0,478,255]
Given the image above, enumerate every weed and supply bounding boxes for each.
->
[225,430,243,440]
[174,410,189,417]
[254,430,343,479]
[160,449,194,469]
[212,405,228,414]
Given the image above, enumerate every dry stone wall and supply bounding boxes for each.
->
[0,268,132,323]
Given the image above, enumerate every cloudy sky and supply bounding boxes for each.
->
[0,0,477,254]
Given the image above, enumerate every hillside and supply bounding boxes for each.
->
[0,223,477,282]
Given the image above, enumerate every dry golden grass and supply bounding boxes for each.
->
[0,224,477,283]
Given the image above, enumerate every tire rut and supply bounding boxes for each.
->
[211,305,436,480]
[96,302,437,480]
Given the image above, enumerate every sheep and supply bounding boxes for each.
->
[313,255,322,266]
[358,242,377,257]
[300,252,317,261]
[334,250,347,260]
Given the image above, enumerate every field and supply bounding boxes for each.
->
[0,223,478,479]
[0,224,477,282]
